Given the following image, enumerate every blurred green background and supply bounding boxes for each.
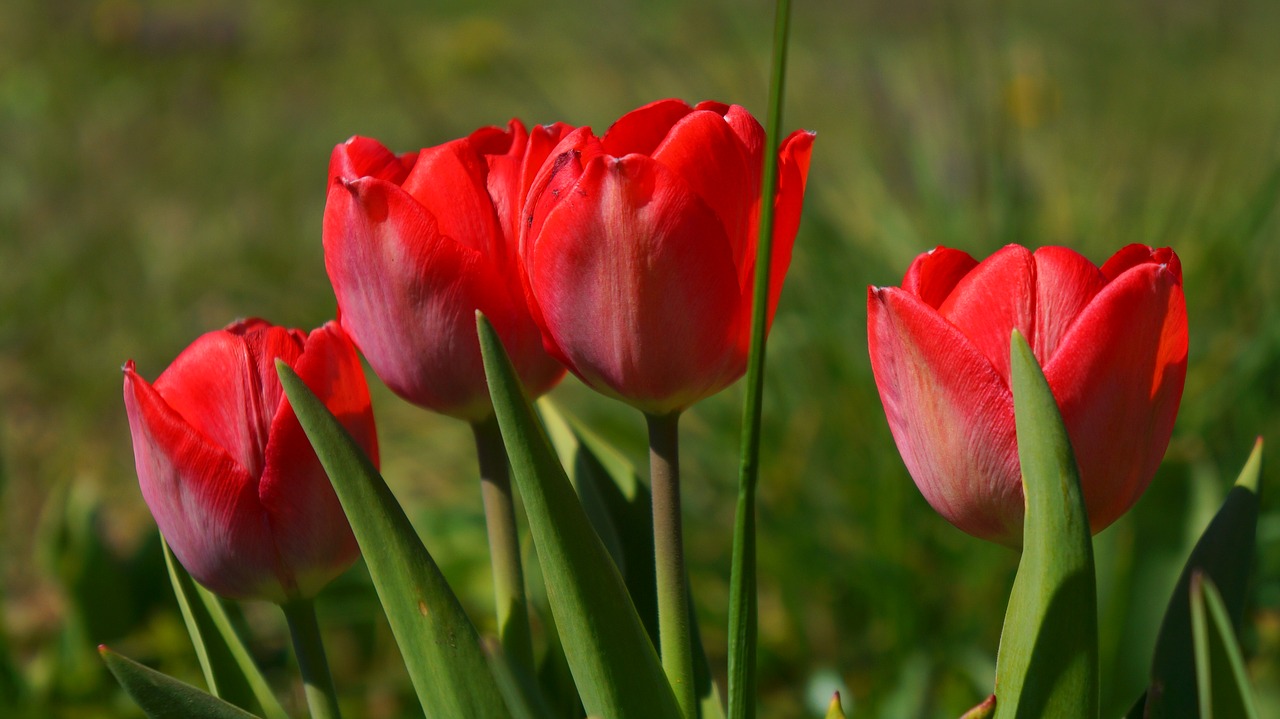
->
[2,0,1278,716]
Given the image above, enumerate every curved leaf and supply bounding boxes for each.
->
[993,331,1098,719]
[1190,573,1261,718]
[99,646,262,719]
[477,314,681,719]
[277,362,506,719]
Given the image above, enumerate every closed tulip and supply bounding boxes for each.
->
[868,244,1187,547]
[520,98,815,414]
[123,319,378,602]
[323,121,571,421]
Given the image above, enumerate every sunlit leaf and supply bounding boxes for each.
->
[478,314,681,719]
[278,362,506,719]
[993,331,1098,719]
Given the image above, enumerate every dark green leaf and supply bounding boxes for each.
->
[99,645,262,719]
[161,538,287,719]
[1191,573,1260,718]
[993,331,1098,719]
[484,638,556,719]
[477,314,681,719]
[1143,438,1263,718]
[277,362,506,719]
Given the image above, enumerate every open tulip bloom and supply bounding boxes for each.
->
[868,244,1188,547]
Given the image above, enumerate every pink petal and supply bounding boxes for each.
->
[1045,258,1187,532]
[868,288,1024,546]
[529,155,744,413]
[124,363,286,600]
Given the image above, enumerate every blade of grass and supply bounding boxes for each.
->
[477,313,681,719]
[727,1,793,717]
[993,331,1098,719]
[277,362,506,719]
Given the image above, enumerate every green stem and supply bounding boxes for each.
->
[648,411,695,719]
[727,1,793,718]
[281,599,341,719]
[472,414,534,672]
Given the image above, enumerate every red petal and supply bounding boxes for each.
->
[867,288,1023,545]
[937,245,1036,383]
[1045,259,1187,532]
[719,104,765,162]
[901,247,979,308]
[124,363,286,600]
[528,155,744,413]
[329,136,415,185]
[1031,246,1108,362]
[601,98,693,156]
[323,176,505,420]
[761,129,816,327]
[401,139,504,259]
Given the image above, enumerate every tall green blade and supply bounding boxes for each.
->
[993,331,1098,719]
[99,646,263,719]
[540,399,725,719]
[161,537,288,719]
[1190,573,1260,719]
[1140,438,1263,718]
[277,362,506,719]
[477,314,681,719]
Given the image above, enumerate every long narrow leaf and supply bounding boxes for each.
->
[540,399,725,719]
[1140,438,1263,718]
[99,646,262,719]
[277,362,505,719]
[1191,573,1260,718]
[993,331,1098,719]
[477,314,681,719]
[161,538,288,719]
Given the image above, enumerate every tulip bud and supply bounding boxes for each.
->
[323,121,571,421]
[868,244,1188,546]
[123,319,378,602]
[521,99,815,414]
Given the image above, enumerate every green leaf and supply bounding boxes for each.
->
[960,695,997,719]
[483,638,557,719]
[823,691,847,719]
[161,537,288,719]
[993,331,1098,719]
[99,645,263,719]
[1141,438,1263,719]
[1191,573,1261,718]
[477,314,682,719]
[539,399,725,719]
[277,362,506,719]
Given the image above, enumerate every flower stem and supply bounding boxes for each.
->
[728,0,793,717]
[472,414,534,672]
[281,598,341,719]
[648,410,695,719]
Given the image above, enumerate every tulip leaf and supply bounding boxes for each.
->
[1190,573,1261,718]
[160,537,288,719]
[1134,437,1263,718]
[823,691,847,719]
[539,399,725,719]
[477,314,682,719]
[483,638,557,719]
[99,645,263,719]
[960,695,997,719]
[277,362,506,719]
[993,331,1098,719]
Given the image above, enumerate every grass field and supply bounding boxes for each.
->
[2,0,1278,716]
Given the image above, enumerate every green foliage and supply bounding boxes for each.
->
[278,362,507,719]
[98,646,262,719]
[478,314,682,719]
[992,332,1098,719]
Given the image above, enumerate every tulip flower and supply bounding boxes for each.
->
[323,121,577,671]
[868,244,1188,547]
[520,98,815,415]
[323,121,571,422]
[520,98,813,717]
[123,318,378,602]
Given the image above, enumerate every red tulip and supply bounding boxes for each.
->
[323,121,572,421]
[123,319,378,602]
[868,244,1188,547]
[520,99,815,414]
